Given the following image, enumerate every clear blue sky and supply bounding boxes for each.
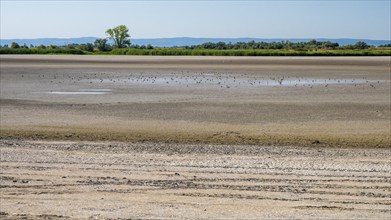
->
[1,0,390,40]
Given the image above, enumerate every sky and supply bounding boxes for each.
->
[1,0,390,40]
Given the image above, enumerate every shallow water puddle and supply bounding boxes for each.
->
[48,89,111,95]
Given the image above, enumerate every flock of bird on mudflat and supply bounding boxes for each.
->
[31,70,382,89]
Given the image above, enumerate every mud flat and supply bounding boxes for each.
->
[0,55,390,147]
[0,55,390,218]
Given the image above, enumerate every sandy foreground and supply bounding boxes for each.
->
[0,55,390,218]
[0,140,390,219]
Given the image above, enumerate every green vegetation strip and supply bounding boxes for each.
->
[1,47,390,56]
[109,48,391,56]
[0,48,391,56]
[0,48,84,55]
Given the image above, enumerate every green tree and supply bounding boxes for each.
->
[76,43,94,52]
[11,42,20,49]
[94,38,110,51]
[37,45,46,49]
[354,41,370,49]
[66,44,75,49]
[85,43,94,52]
[378,43,391,47]
[106,25,131,48]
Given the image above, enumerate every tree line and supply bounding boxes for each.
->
[183,40,388,50]
[2,39,389,51]
[1,25,390,55]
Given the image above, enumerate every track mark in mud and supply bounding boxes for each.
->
[75,177,390,200]
[1,139,390,219]
[294,205,354,210]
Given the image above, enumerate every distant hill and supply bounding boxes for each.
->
[1,37,390,47]
[0,37,98,47]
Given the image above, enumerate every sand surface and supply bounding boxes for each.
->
[0,140,390,219]
[0,55,390,218]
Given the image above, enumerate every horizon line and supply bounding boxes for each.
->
[1,36,390,41]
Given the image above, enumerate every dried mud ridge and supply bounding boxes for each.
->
[1,139,390,219]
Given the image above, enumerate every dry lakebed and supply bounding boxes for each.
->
[0,55,390,219]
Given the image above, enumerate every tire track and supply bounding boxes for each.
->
[0,139,390,219]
